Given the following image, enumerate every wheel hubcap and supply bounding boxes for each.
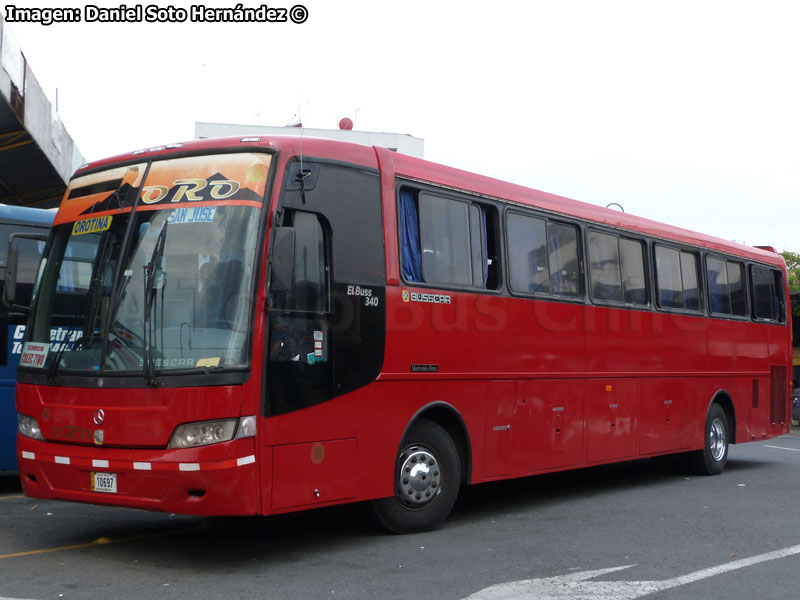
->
[397,446,441,508]
[709,418,727,462]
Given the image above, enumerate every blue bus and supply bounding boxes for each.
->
[0,205,54,471]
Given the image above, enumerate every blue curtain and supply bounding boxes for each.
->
[399,189,422,282]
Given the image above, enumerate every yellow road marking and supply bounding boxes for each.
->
[0,540,106,559]
[0,495,24,500]
[0,527,199,560]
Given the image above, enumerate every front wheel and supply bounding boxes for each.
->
[370,419,461,534]
[689,403,729,475]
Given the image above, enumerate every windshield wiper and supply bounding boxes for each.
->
[46,325,84,381]
[100,161,152,370]
[143,221,168,385]
[84,240,115,350]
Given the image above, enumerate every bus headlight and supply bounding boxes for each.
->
[168,416,255,449]
[18,414,45,441]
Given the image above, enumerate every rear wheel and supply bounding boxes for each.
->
[370,419,461,534]
[690,403,729,475]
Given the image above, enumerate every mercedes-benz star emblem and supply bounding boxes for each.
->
[93,409,105,425]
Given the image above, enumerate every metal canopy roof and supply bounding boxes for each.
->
[0,97,66,207]
[1,14,84,209]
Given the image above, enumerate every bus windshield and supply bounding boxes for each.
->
[23,152,270,377]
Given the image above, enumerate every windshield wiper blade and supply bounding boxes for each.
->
[84,241,114,350]
[143,221,168,385]
[46,326,83,381]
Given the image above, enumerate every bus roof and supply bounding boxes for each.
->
[74,135,783,267]
[0,204,56,227]
[387,150,784,267]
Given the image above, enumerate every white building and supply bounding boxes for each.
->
[194,122,424,158]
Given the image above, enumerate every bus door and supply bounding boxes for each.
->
[265,160,385,510]
[267,209,333,416]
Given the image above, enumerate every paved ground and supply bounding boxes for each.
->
[1,430,800,600]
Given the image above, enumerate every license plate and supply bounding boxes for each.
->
[90,472,117,494]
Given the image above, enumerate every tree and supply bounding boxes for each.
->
[781,251,800,294]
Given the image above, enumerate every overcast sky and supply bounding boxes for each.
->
[6,0,800,252]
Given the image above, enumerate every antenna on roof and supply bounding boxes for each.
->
[605,202,625,212]
[296,95,309,203]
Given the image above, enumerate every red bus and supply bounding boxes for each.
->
[12,136,791,533]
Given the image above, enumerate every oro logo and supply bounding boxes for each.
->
[402,290,410,303]
[310,442,325,465]
[140,178,241,204]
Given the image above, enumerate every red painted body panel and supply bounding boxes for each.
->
[16,136,792,518]
[17,383,243,447]
[18,434,259,515]
[272,438,358,510]
[585,379,638,463]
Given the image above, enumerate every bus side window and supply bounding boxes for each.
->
[507,212,549,294]
[547,222,581,297]
[401,188,497,290]
[282,161,384,288]
[588,230,622,302]
[751,265,784,322]
[587,231,647,306]
[279,211,328,314]
[680,251,701,311]
[481,206,501,290]
[655,245,701,312]
[773,270,786,321]
[0,225,48,310]
[706,257,746,317]
[507,213,580,299]
[706,256,730,314]
[619,238,647,305]
[727,261,747,316]
[418,192,473,287]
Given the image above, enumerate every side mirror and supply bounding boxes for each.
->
[3,244,19,307]
[269,227,295,294]
[3,232,49,311]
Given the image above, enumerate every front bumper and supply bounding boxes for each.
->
[17,436,259,516]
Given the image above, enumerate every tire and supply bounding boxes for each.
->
[689,403,729,475]
[370,419,461,534]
